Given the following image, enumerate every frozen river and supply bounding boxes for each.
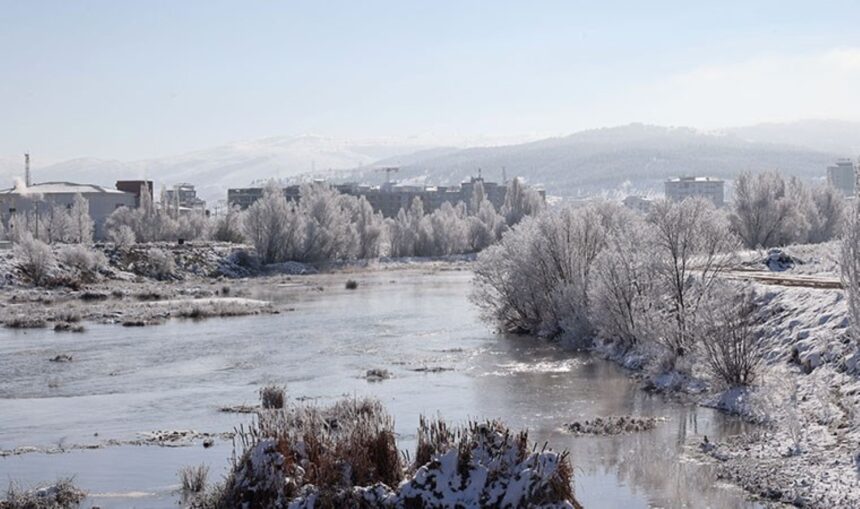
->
[0,268,758,508]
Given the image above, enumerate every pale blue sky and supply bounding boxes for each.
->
[2,1,860,160]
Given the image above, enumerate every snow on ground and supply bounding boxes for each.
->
[738,241,842,277]
[699,281,860,507]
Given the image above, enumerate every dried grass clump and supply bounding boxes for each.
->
[0,478,85,509]
[179,464,209,494]
[4,316,47,329]
[190,395,580,509]
[177,302,260,320]
[259,385,286,410]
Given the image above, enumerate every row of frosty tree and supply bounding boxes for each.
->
[1,177,544,263]
[473,170,852,388]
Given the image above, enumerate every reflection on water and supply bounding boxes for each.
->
[0,269,758,508]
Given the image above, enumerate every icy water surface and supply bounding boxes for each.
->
[0,268,759,508]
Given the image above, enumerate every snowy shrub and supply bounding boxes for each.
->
[143,248,176,280]
[696,284,764,387]
[107,224,136,249]
[13,233,56,286]
[58,244,107,280]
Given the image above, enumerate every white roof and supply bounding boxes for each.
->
[666,176,724,183]
[0,181,131,195]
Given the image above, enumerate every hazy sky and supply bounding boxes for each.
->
[3,0,860,161]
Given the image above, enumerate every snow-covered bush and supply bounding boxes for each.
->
[696,284,764,387]
[142,248,176,280]
[13,233,56,286]
[58,244,107,280]
[107,224,136,250]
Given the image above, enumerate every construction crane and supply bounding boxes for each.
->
[376,166,399,185]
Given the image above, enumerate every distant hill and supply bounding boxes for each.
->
[723,119,860,156]
[347,124,840,196]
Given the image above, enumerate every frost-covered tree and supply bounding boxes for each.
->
[349,196,385,259]
[243,181,295,264]
[648,197,740,362]
[502,177,544,226]
[841,203,860,346]
[386,197,423,258]
[588,213,660,350]
[176,211,211,241]
[695,283,764,387]
[807,184,845,244]
[296,183,358,262]
[729,171,806,248]
[472,202,622,337]
[67,194,94,244]
[213,205,246,243]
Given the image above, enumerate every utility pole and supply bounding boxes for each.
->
[24,153,30,187]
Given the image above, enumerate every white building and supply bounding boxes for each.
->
[827,159,855,197]
[0,182,137,239]
[664,176,725,207]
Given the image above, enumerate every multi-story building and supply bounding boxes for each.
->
[827,159,856,197]
[664,176,725,207]
[164,183,206,211]
[227,177,543,218]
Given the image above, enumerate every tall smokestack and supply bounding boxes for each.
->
[24,153,30,187]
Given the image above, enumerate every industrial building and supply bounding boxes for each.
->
[164,183,206,211]
[664,176,725,207]
[116,180,154,207]
[228,177,534,218]
[827,159,856,197]
[0,182,137,239]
